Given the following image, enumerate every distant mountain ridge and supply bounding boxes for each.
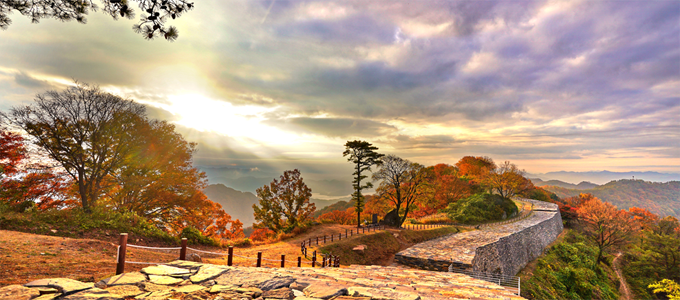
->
[528,171,680,185]
[530,178,599,190]
[542,179,680,217]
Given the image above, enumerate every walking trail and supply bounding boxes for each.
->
[613,252,632,300]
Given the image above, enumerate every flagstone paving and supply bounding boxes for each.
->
[3,260,525,299]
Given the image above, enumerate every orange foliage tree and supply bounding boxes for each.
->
[485,161,534,198]
[373,155,430,227]
[0,130,72,210]
[412,164,472,217]
[253,169,316,233]
[577,196,636,263]
[455,156,495,184]
[180,198,244,240]
[318,207,356,225]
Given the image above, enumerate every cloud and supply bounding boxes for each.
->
[285,117,397,138]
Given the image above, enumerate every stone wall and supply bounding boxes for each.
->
[471,201,563,276]
[395,198,563,276]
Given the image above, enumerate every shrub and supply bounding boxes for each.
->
[180,226,219,246]
[443,193,518,224]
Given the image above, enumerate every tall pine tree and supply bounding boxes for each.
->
[343,140,384,227]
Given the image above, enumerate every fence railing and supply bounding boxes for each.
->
[115,233,340,275]
[300,224,385,250]
[449,266,520,295]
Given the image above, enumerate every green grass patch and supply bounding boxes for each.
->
[0,206,179,245]
[319,226,462,266]
[518,230,620,300]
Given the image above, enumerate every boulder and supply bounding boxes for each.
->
[0,284,41,300]
[352,245,366,253]
[383,209,400,227]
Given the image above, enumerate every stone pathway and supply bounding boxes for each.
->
[1,260,525,300]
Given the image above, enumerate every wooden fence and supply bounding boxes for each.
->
[115,233,340,275]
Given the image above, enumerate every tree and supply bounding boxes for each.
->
[9,83,146,212]
[253,169,315,233]
[455,156,495,181]
[577,196,636,263]
[414,163,472,217]
[0,130,72,211]
[0,0,194,41]
[485,161,534,198]
[343,140,384,227]
[649,279,680,300]
[372,154,429,227]
[181,198,244,241]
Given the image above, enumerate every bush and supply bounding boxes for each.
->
[443,193,518,224]
[180,226,219,246]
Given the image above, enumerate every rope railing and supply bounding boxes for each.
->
[115,233,341,274]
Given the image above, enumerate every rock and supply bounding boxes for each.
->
[289,282,309,291]
[215,270,278,287]
[148,275,183,285]
[258,276,296,291]
[33,294,62,300]
[164,260,204,269]
[188,253,202,262]
[34,287,60,295]
[139,282,173,293]
[61,288,124,300]
[172,284,206,293]
[383,209,400,227]
[105,285,145,297]
[303,283,347,300]
[332,297,370,300]
[235,286,263,298]
[134,290,174,300]
[50,229,58,234]
[262,288,294,299]
[25,278,93,295]
[347,287,421,300]
[98,272,147,287]
[141,265,192,276]
[0,284,41,300]
[190,265,227,283]
[291,297,322,300]
[351,245,366,252]
[209,284,238,293]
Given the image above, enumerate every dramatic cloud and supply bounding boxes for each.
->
[0,0,678,191]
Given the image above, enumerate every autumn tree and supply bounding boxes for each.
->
[343,140,384,227]
[577,196,636,263]
[317,208,355,225]
[485,161,534,198]
[415,163,472,217]
[253,169,315,233]
[0,0,195,41]
[0,130,72,211]
[455,156,495,182]
[181,198,244,241]
[372,155,429,227]
[9,83,145,212]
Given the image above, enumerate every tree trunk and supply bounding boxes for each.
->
[356,161,361,228]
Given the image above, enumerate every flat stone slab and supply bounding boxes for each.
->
[172,284,205,293]
[190,265,227,283]
[25,278,93,295]
[348,286,420,300]
[148,275,183,285]
[0,284,41,300]
[98,272,147,287]
[61,288,123,300]
[304,283,347,299]
[141,265,192,276]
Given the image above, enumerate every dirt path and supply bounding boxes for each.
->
[613,252,632,300]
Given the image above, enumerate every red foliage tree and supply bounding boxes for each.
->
[318,208,356,225]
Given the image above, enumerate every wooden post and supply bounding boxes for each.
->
[322,255,326,267]
[316,236,319,245]
[281,254,285,268]
[116,233,128,275]
[345,229,348,238]
[257,252,262,267]
[297,256,302,267]
[331,234,334,242]
[324,235,327,243]
[339,233,342,240]
[179,238,187,260]
[312,251,316,267]
[228,246,233,266]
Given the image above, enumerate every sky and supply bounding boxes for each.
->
[0,0,678,195]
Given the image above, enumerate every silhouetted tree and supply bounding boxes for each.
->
[343,140,384,227]
[253,169,315,233]
[9,82,146,212]
[0,0,194,41]
[486,161,534,198]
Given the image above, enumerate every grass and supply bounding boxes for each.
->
[319,226,462,266]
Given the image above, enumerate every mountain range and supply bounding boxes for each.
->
[527,171,680,185]
[540,179,680,217]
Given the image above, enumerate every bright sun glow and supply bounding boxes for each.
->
[144,94,300,146]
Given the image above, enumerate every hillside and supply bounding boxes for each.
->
[544,179,680,217]
[530,178,598,190]
[204,184,343,226]
[528,171,680,185]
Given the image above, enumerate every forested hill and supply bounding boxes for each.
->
[530,178,599,190]
[544,179,680,217]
